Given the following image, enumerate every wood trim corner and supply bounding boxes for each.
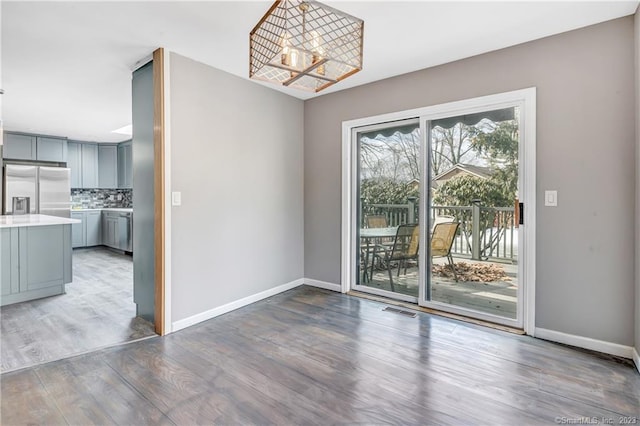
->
[153,48,166,335]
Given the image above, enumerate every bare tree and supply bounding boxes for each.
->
[360,129,420,182]
[431,123,477,176]
[360,123,484,183]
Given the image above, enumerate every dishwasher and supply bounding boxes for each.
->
[117,212,133,252]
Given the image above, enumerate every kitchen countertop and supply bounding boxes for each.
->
[72,208,133,212]
[0,214,81,229]
[102,208,133,213]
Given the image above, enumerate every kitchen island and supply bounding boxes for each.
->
[0,214,80,306]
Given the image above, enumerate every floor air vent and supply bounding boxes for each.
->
[383,306,417,318]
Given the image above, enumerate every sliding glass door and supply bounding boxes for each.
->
[352,119,421,302]
[422,106,523,327]
[346,89,534,330]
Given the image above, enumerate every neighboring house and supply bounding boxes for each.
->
[433,163,494,188]
[408,178,420,190]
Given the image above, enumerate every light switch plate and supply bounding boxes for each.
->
[545,190,557,207]
[171,191,182,206]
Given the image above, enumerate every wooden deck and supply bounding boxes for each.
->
[2,286,638,425]
[361,257,518,319]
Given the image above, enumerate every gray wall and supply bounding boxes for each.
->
[169,53,304,323]
[635,8,640,356]
[304,18,636,345]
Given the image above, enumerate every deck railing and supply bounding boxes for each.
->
[361,199,417,227]
[362,201,517,263]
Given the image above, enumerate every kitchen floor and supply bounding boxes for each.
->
[0,247,156,373]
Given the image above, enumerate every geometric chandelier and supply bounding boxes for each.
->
[250,0,364,93]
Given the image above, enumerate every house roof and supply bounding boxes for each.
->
[434,163,495,181]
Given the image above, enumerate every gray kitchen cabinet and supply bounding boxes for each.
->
[98,144,118,189]
[117,141,132,188]
[102,212,119,249]
[3,133,37,160]
[36,136,68,162]
[117,144,125,187]
[81,143,99,188]
[69,141,99,188]
[3,133,67,162]
[1,224,72,307]
[71,212,85,248]
[0,229,19,297]
[67,142,82,188]
[71,210,103,248]
[23,226,66,292]
[86,211,102,246]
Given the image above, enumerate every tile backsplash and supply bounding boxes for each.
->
[71,189,132,209]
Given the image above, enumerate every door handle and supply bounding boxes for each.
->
[519,202,524,225]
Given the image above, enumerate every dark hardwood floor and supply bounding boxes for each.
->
[1,247,156,373]
[2,286,639,425]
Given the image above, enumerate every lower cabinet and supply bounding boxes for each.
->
[102,213,119,249]
[70,210,131,251]
[1,225,72,306]
[71,212,85,248]
[86,211,102,246]
[71,211,102,248]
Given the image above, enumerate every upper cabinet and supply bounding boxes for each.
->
[117,141,132,189]
[98,144,118,189]
[68,141,98,189]
[3,132,67,162]
[3,133,36,160]
[3,132,128,190]
[36,137,68,162]
[67,142,82,188]
[81,143,99,188]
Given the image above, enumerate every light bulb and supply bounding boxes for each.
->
[309,30,322,53]
[308,30,325,75]
[281,32,292,66]
[290,49,299,68]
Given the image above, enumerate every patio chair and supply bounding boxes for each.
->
[380,224,419,291]
[431,215,455,232]
[365,215,388,228]
[431,222,460,282]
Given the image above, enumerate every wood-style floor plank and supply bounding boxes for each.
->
[2,286,639,425]
[1,248,156,372]
[0,369,67,425]
[34,353,174,425]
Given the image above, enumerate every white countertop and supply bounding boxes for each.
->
[72,208,132,212]
[102,208,133,212]
[0,214,82,229]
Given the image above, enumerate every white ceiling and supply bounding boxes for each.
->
[2,1,638,143]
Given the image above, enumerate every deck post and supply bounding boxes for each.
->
[471,200,481,260]
[407,197,416,224]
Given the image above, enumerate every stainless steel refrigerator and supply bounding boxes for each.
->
[3,164,71,218]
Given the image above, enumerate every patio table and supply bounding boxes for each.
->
[360,227,397,283]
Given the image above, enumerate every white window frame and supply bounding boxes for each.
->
[341,88,536,334]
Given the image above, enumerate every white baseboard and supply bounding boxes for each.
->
[304,278,342,292]
[633,348,640,374]
[172,278,304,332]
[535,328,634,359]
